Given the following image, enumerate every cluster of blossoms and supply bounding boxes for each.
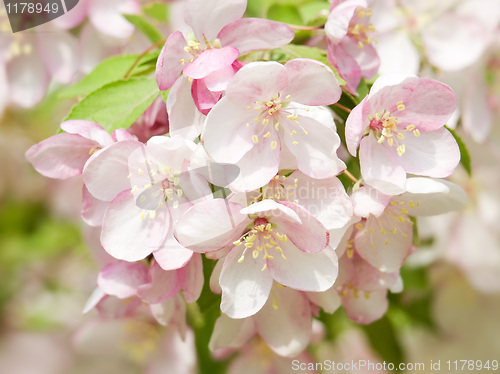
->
[23,0,476,370]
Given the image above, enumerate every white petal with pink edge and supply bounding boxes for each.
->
[283,59,341,106]
[218,18,294,54]
[97,261,149,299]
[220,246,273,319]
[255,286,312,357]
[268,244,338,292]
[100,190,170,261]
[175,199,251,252]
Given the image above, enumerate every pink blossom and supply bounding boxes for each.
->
[25,120,124,180]
[203,60,344,191]
[210,284,313,357]
[84,136,211,269]
[335,252,401,324]
[175,199,337,318]
[325,0,380,94]
[155,0,294,93]
[350,178,466,272]
[346,74,459,195]
[86,257,203,327]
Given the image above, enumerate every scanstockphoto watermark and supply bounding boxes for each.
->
[291,359,427,372]
[2,0,79,32]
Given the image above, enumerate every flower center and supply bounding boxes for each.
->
[348,7,376,49]
[368,101,420,156]
[128,156,184,218]
[245,93,309,149]
[233,217,288,270]
[180,36,222,65]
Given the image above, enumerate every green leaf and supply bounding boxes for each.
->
[280,44,346,85]
[64,77,160,132]
[267,4,303,24]
[59,53,159,99]
[361,316,405,369]
[143,2,169,23]
[123,14,164,44]
[445,125,472,176]
[298,1,329,25]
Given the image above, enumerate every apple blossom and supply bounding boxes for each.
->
[350,178,467,272]
[203,59,344,191]
[155,0,294,111]
[346,74,460,195]
[175,199,337,318]
[325,0,380,94]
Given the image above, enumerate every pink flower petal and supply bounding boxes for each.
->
[202,63,238,92]
[282,108,345,179]
[218,18,294,54]
[83,140,142,201]
[61,120,113,146]
[191,78,222,115]
[97,261,149,299]
[283,59,341,106]
[25,133,99,179]
[255,286,312,357]
[345,96,368,156]
[273,201,330,253]
[167,77,205,140]
[203,97,258,163]
[268,244,338,292]
[327,39,362,94]
[350,185,391,218]
[228,131,280,192]
[178,253,204,303]
[398,127,460,178]
[36,32,78,84]
[183,47,238,80]
[225,62,288,105]
[397,178,467,216]
[359,133,406,195]
[156,32,191,91]
[209,313,256,352]
[175,199,251,252]
[283,171,353,231]
[137,262,180,304]
[153,237,194,271]
[354,213,413,272]
[342,289,388,324]
[81,185,108,227]
[7,54,48,108]
[184,0,246,42]
[220,246,273,318]
[101,190,170,261]
[89,0,140,39]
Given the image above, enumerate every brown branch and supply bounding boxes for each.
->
[124,39,166,79]
[343,170,358,183]
[287,24,323,31]
[333,102,352,114]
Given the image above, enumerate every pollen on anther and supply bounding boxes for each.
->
[413,129,421,137]
[252,135,259,144]
[271,141,278,150]
[263,131,271,138]
[397,101,405,111]
[238,255,245,263]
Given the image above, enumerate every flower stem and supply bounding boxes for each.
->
[124,39,166,79]
[343,170,358,183]
[333,102,352,114]
[287,24,323,31]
